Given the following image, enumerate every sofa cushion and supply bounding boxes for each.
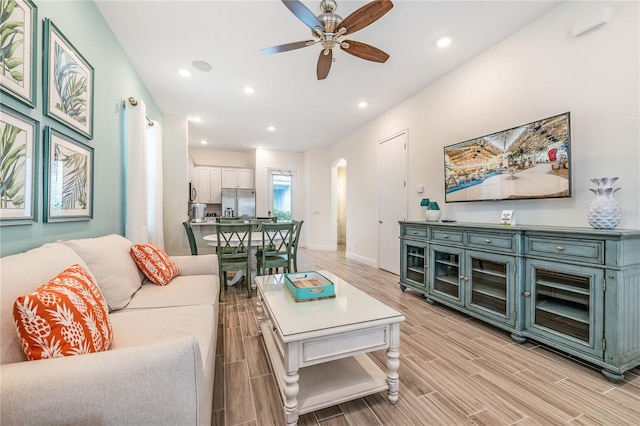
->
[125,274,219,310]
[1,243,89,364]
[130,243,180,286]
[13,264,113,360]
[109,304,215,368]
[63,235,143,311]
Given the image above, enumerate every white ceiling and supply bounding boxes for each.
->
[95,0,562,153]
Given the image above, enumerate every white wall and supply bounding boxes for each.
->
[304,148,334,250]
[306,1,639,265]
[189,148,254,168]
[163,115,190,255]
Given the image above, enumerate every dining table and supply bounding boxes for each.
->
[202,231,282,287]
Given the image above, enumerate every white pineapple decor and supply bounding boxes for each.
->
[587,177,621,229]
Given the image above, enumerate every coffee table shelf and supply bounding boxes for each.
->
[260,321,388,415]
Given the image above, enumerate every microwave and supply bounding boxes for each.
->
[189,181,197,201]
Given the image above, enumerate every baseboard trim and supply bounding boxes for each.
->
[304,244,335,251]
[345,251,377,268]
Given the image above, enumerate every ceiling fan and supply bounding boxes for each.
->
[261,0,393,80]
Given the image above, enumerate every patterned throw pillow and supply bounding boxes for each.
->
[13,264,113,361]
[129,243,180,286]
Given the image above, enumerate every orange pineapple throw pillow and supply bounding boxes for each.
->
[130,243,179,286]
[13,264,113,361]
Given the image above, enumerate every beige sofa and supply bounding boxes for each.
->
[0,234,220,425]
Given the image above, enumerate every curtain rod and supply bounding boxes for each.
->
[124,97,154,126]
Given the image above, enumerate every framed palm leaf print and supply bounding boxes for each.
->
[0,103,38,224]
[0,0,37,107]
[43,19,94,139]
[44,126,93,222]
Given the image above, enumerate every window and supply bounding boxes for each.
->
[269,169,296,221]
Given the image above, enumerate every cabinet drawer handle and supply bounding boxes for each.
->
[443,234,449,239]
[523,291,531,297]
[556,245,565,252]
[412,231,417,235]
[485,239,492,243]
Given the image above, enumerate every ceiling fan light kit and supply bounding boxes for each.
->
[261,0,393,80]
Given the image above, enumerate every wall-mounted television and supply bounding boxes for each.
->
[444,112,571,203]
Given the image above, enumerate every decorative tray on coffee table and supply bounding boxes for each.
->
[283,271,335,302]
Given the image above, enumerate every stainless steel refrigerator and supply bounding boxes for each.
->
[221,188,256,219]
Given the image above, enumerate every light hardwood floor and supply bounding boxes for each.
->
[212,246,640,426]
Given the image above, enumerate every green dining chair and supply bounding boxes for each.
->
[216,223,253,298]
[182,221,198,255]
[257,222,294,276]
[249,218,273,232]
[289,220,304,272]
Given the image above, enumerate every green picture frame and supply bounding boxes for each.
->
[43,126,93,222]
[43,18,94,139]
[0,0,38,108]
[0,102,39,224]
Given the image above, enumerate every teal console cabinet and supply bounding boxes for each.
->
[399,221,640,382]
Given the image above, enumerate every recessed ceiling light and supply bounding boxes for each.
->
[358,101,368,108]
[244,86,255,94]
[192,60,212,72]
[436,35,453,48]
[179,68,192,77]
[267,126,276,132]
[200,140,208,145]
[188,116,202,122]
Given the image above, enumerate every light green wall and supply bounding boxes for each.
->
[0,0,161,256]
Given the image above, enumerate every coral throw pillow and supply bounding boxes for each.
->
[13,264,113,361]
[130,243,179,286]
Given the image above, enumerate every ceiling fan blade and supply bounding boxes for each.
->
[340,40,389,63]
[282,0,323,32]
[338,0,393,36]
[317,49,333,80]
[261,40,315,55]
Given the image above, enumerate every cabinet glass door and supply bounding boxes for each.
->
[401,240,426,289]
[534,268,591,341]
[430,245,462,303]
[468,255,509,317]
[526,259,603,357]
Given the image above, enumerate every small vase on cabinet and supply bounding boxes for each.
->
[425,201,441,222]
[587,177,621,229]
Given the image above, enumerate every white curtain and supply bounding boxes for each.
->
[124,100,165,247]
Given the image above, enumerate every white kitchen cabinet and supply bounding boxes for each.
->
[211,168,222,202]
[197,167,222,203]
[222,168,254,189]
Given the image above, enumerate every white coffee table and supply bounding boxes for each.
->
[255,271,405,425]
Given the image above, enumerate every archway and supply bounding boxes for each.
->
[331,158,347,253]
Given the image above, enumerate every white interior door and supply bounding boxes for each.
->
[378,132,407,274]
